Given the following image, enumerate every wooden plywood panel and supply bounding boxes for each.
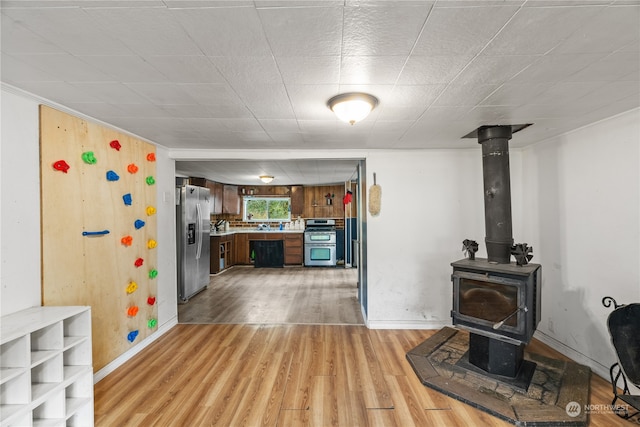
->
[40,105,158,371]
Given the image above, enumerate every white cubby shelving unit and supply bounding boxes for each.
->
[1,306,94,427]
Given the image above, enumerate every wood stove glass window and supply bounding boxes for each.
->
[459,279,518,327]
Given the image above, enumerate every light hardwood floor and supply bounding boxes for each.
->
[178,266,363,325]
[95,267,634,426]
[94,324,632,426]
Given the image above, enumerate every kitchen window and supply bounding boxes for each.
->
[243,197,291,222]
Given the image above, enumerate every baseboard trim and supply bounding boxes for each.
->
[366,320,450,330]
[93,316,178,383]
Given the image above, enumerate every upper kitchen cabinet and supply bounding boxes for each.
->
[208,181,223,214]
[290,186,304,217]
[188,178,223,214]
[223,184,240,214]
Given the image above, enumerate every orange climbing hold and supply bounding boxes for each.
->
[146,152,156,162]
[127,306,139,317]
[121,235,133,246]
[127,163,139,174]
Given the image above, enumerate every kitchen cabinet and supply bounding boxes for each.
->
[240,186,290,196]
[0,306,94,427]
[284,234,303,265]
[208,181,223,214]
[222,185,240,214]
[234,233,249,265]
[188,178,223,214]
[211,235,233,274]
[290,186,304,217]
[233,232,304,265]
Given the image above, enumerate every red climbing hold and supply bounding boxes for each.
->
[134,258,144,267]
[110,140,121,151]
[53,160,70,173]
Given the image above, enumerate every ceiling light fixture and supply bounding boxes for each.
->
[259,175,274,184]
[327,92,379,125]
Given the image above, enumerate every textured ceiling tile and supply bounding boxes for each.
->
[259,6,343,56]
[397,55,473,85]
[340,56,406,85]
[527,82,603,105]
[551,5,640,54]
[480,83,553,106]
[566,53,640,82]
[432,84,500,107]
[12,53,112,82]
[342,4,433,56]
[107,103,172,118]
[287,84,342,120]
[0,54,59,83]
[576,80,640,107]
[78,55,169,83]
[213,56,283,86]
[0,14,65,55]
[85,8,200,56]
[179,84,245,107]
[452,55,538,85]
[204,104,255,119]
[276,56,340,85]
[124,83,198,105]
[258,119,301,133]
[143,56,226,84]
[482,6,605,55]
[233,84,295,119]
[509,53,606,83]
[68,82,150,104]
[3,8,132,56]
[172,7,272,56]
[412,5,519,57]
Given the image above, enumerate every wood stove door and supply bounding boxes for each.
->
[452,271,527,341]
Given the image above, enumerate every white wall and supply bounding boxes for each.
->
[365,149,484,327]
[0,86,178,379]
[1,89,42,314]
[521,109,640,379]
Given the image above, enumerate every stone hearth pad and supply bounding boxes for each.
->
[406,327,591,426]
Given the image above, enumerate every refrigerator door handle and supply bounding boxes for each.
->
[195,202,202,260]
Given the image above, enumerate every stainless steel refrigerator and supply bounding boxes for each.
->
[177,184,211,302]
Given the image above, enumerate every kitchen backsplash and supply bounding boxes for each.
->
[212,214,345,230]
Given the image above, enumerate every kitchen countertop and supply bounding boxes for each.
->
[210,228,304,237]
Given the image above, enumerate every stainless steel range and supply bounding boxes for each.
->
[304,219,337,267]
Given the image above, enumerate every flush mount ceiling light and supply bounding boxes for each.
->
[327,92,379,125]
[259,175,274,184]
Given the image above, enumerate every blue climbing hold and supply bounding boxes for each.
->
[127,330,139,343]
[106,170,120,181]
[123,193,132,206]
[134,219,145,229]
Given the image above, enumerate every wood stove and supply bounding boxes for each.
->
[451,125,542,388]
[451,258,541,384]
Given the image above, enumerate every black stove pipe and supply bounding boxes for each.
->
[478,126,513,264]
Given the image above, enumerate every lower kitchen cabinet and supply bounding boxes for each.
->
[211,235,233,274]
[0,306,94,427]
[232,232,304,266]
[284,234,303,265]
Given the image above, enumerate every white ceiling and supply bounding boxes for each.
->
[2,0,639,185]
